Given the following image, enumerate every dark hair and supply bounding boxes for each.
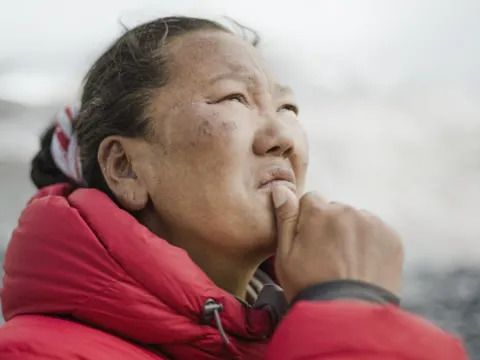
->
[31,16,258,193]
[31,125,71,188]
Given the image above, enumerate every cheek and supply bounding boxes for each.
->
[195,118,239,148]
[155,105,254,202]
[191,106,243,148]
[166,105,247,163]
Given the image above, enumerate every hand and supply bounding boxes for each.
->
[272,186,404,303]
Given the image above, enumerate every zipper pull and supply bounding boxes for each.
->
[202,298,230,345]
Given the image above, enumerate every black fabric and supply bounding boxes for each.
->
[255,284,288,327]
[291,280,400,306]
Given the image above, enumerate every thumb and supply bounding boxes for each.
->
[272,185,299,255]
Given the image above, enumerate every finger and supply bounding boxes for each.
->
[299,191,329,209]
[271,185,299,255]
[297,191,329,226]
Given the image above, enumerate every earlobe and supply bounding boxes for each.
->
[119,186,149,212]
[97,136,149,212]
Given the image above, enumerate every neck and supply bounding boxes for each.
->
[138,209,265,300]
[172,229,264,299]
[188,248,260,300]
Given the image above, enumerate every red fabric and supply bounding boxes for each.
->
[54,125,70,151]
[0,184,468,359]
[266,301,467,360]
[64,106,74,122]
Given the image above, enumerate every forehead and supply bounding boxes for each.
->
[166,30,271,87]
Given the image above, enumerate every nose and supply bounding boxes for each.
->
[253,119,295,158]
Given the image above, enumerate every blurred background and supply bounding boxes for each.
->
[1,0,479,356]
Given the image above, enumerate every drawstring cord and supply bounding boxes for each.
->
[203,299,230,345]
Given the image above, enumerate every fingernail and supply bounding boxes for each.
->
[272,186,288,208]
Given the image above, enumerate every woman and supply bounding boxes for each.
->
[0,16,467,359]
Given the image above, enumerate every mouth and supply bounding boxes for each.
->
[258,166,297,194]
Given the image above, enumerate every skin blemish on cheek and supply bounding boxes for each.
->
[198,120,214,137]
[191,118,238,148]
[221,120,238,132]
[158,143,169,156]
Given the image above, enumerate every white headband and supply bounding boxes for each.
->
[50,105,84,185]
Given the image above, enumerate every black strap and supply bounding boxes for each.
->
[291,280,400,306]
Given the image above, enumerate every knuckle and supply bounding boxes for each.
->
[310,203,326,215]
[340,205,356,218]
[330,204,357,224]
[359,210,382,229]
[299,192,314,205]
[300,192,326,217]
[359,209,378,221]
[329,202,356,216]
[300,191,326,209]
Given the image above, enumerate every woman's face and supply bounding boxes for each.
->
[134,30,308,259]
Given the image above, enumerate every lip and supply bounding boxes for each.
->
[258,166,297,193]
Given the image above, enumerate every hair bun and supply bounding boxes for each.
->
[30,124,71,189]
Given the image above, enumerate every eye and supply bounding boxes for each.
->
[219,93,249,105]
[278,103,299,115]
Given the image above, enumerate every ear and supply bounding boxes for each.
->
[97,136,149,212]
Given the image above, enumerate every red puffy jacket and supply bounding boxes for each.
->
[0,184,468,359]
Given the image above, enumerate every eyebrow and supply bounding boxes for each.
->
[208,71,294,96]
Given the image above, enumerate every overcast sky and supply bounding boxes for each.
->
[1,0,479,266]
[1,0,479,103]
